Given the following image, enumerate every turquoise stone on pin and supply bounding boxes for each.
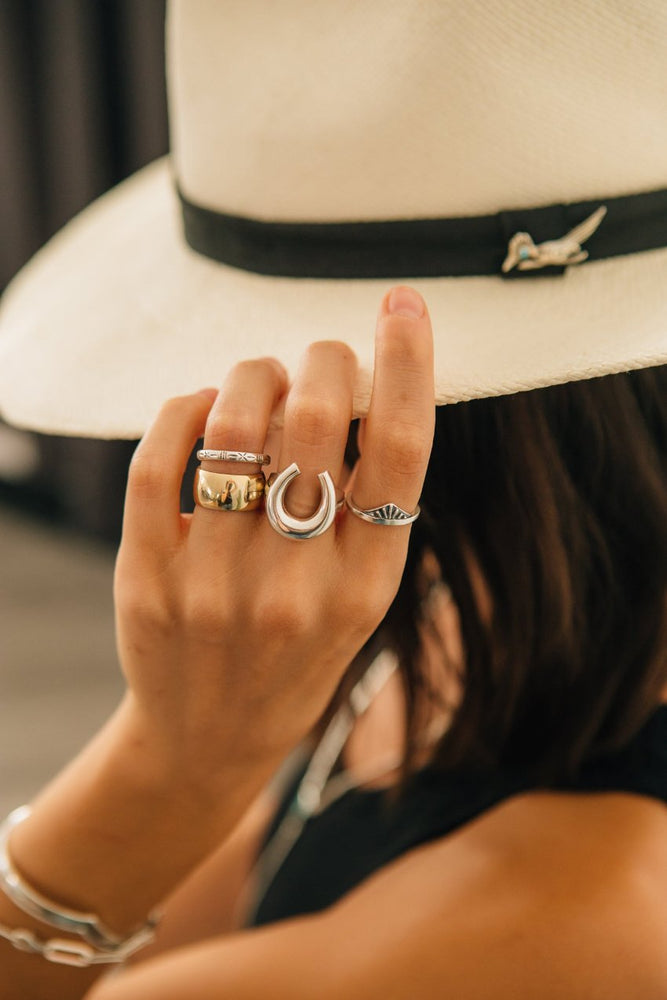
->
[519,246,531,260]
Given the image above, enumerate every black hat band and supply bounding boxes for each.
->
[178,185,667,280]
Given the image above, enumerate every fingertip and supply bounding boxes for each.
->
[257,356,290,392]
[197,387,220,402]
[374,288,434,371]
[381,285,427,321]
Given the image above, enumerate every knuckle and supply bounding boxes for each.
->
[252,588,312,638]
[157,393,208,422]
[127,450,168,500]
[381,424,430,477]
[183,600,222,636]
[306,340,356,367]
[343,576,395,629]
[232,357,284,382]
[181,587,230,635]
[115,578,173,634]
[205,410,260,448]
[230,358,261,376]
[159,394,187,416]
[287,396,343,448]
[228,358,266,383]
[336,600,376,640]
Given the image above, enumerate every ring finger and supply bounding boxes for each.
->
[191,357,287,532]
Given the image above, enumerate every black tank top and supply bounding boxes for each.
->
[249,705,667,927]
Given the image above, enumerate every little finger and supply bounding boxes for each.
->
[123,389,217,553]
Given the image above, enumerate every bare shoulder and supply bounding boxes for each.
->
[326,789,667,999]
[90,790,667,1000]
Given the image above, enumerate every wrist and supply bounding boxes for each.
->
[112,689,285,809]
[5,697,277,938]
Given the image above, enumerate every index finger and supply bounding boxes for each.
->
[340,286,434,551]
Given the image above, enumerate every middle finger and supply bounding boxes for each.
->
[276,341,357,521]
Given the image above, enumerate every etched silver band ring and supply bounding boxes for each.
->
[197,449,271,466]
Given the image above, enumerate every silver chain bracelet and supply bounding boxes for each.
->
[0,919,154,967]
[0,805,159,967]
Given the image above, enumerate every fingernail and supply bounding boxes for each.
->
[197,387,219,401]
[387,286,425,319]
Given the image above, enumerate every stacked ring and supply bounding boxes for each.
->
[193,469,266,511]
[196,449,271,466]
[194,459,417,531]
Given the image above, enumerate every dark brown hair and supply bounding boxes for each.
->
[352,364,667,784]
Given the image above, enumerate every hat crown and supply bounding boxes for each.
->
[1,0,666,441]
[168,0,667,221]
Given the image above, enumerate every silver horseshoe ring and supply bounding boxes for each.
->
[265,462,338,540]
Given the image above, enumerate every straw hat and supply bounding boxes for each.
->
[0,0,665,439]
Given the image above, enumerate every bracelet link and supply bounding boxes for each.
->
[6,926,39,954]
[42,938,98,968]
[0,919,151,967]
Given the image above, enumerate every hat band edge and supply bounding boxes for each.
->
[177,185,667,280]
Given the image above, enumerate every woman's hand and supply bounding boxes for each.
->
[114,286,434,788]
[0,287,433,1000]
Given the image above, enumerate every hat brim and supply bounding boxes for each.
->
[0,157,665,439]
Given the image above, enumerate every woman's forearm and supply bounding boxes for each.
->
[0,693,278,1000]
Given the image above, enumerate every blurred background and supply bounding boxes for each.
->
[0,0,168,814]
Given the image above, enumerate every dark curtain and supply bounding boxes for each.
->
[0,0,168,541]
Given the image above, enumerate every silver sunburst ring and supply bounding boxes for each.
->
[344,494,420,526]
